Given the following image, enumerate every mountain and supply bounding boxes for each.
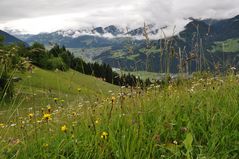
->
[95,15,239,72]
[10,15,239,73]
[0,30,28,46]
[14,25,159,47]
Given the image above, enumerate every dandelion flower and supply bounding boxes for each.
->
[43,143,48,148]
[101,131,109,139]
[111,96,116,103]
[54,98,58,102]
[61,125,67,133]
[43,113,52,121]
[28,113,34,119]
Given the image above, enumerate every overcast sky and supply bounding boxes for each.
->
[0,0,239,34]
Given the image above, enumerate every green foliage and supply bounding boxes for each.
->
[210,38,239,53]
[46,57,68,71]
[0,71,14,102]
[0,43,27,102]
[183,133,193,159]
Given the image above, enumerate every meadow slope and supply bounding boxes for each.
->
[0,72,238,158]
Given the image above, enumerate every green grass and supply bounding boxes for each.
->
[126,54,140,61]
[0,73,238,158]
[0,66,118,111]
[111,50,125,58]
[116,70,162,80]
[210,38,239,53]
[67,47,111,61]
[139,46,161,54]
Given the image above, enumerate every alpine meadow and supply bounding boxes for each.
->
[0,0,239,158]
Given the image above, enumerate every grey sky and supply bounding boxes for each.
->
[0,0,239,34]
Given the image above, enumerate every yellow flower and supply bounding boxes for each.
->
[111,96,116,103]
[43,113,52,121]
[77,88,81,92]
[168,85,173,91]
[95,120,99,124]
[0,123,4,128]
[61,99,65,103]
[43,143,48,148]
[54,98,58,102]
[61,125,67,133]
[47,105,51,113]
[28,113,34,119]
[101,131,109,139]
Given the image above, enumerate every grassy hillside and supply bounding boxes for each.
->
[67,47,111,61]
[210,38,239,53]
[0,72,238,158]
[0,67,118,111]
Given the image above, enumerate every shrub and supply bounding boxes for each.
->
[46,57,69,71]
[0,71,14,102]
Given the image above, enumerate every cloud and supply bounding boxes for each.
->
[0,0,239,34]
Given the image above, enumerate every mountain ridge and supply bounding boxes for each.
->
[0,30,28,46]
[2,14,239,73]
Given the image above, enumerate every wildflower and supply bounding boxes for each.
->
[43,113,52,121]
[61,125,67,133]
[10,123,17,127]
[173,140,178,145]
[0,123,4,128]
[28,113,34,119]
[43,143,48,148]
[101,131,109,140]
[61,99,65,103]
[111,96,116,103]
[168,85,173,91]
[54,98,58,102]
[47,105,51,113]
[95,119,99,124]
[77,88,81,92]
